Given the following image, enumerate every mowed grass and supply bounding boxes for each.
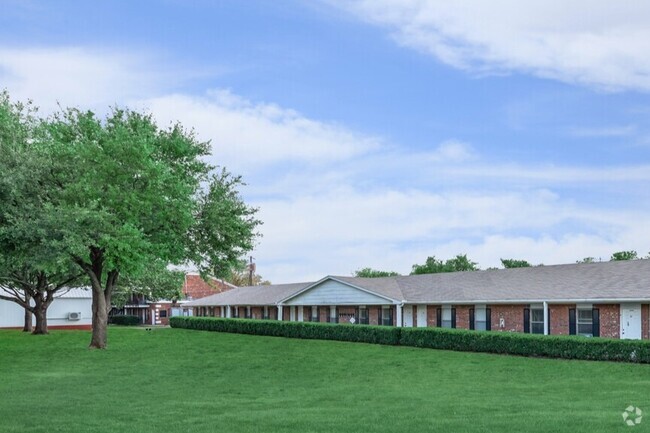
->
[1,328,649,433]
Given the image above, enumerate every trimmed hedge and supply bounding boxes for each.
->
[169,316,400,345]
[169,316,650,363]
[109,315,141,326]
[399,327,650,363]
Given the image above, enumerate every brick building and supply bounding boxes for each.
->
[115,273,237,326]
[186,259,650,340]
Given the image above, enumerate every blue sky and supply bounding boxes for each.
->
[2,1,650,283]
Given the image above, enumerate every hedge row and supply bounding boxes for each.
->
[169,316,650,363]
[109,315,141,326]
[169,316,400,345]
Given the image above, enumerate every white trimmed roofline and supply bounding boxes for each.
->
[421,298,650,305]
[277,276,400,305]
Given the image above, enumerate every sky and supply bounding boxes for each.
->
[2,0,650,284]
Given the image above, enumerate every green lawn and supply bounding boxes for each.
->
[0,328,648,433]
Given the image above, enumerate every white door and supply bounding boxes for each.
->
[417,305,428,327]
[620,304,642,340]
[403,305,414,327]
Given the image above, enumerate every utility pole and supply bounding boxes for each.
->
[248,256,255,286]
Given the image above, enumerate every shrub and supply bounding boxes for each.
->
[169,317,401,345]
[169,316,650,363]
[399,327,650,363]
[109,315,141,326]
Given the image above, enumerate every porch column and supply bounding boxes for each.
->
[277,305,283,321]
[297,306,304,322]
[396,304,403,327]
[543,301,549,335]
[226,305,231,318]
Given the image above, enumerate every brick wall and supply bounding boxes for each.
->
[455,305,471,330]
[643,304,649,340]
[318,307,329,323]
[426,305,440,327]
[251,306,264,320]
[597,304,619,338]
[548,304,571,335]
[490,304,525,333]
[182,274,235,300]
[369,306,380,325]
[338,306,357,325]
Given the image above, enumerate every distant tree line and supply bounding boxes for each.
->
[354,250,647,277]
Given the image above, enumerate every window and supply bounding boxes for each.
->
[381,306,393,326]
[358,306,369,325]
[159,310,168,318]
[441,307,452,328]
[311,306,319,322]
[263,306,270,320]
[577,308,593,337]
[474,306,487,331]
[531,308,544,334]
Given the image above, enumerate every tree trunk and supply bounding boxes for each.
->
[89,288,108,349]
[76,247,117,349]
[22,293,33,333]
[32,301,48,335]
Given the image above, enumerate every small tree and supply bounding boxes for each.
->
[610,251,638,261]
[500,259,531,268]
[353,268,400,278]
[576,257,596,264]
[411,254,479,275]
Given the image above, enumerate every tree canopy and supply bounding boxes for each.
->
[610,250,638,261]
[500,259,532,268]
[410,254,478,275]
[0,91,85,333]
[353,268,401,278]
[0,95,261,348]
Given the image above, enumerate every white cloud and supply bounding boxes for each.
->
[3,45,650,284]
[140,90,382,170]
[329,0,650,91]
[0,47,172,113]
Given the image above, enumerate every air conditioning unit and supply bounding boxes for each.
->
[68,312,82,321]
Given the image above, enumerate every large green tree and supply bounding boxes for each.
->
[29,106,260,348]
[110,261,185,308]
[410,254,479,275]
[0,91,84,334]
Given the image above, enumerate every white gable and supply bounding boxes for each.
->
[284,279,391,305]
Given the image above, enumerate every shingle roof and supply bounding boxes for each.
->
[54,288,93,299]
[184,282,311,306]
[184,259,650,306]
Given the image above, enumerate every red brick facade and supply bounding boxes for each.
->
[182,274,235,301]
[548,304,571,335]
[491,304,525,333]
[191,302,650,340]
[643,304,649,340]
[597,304,619,338]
